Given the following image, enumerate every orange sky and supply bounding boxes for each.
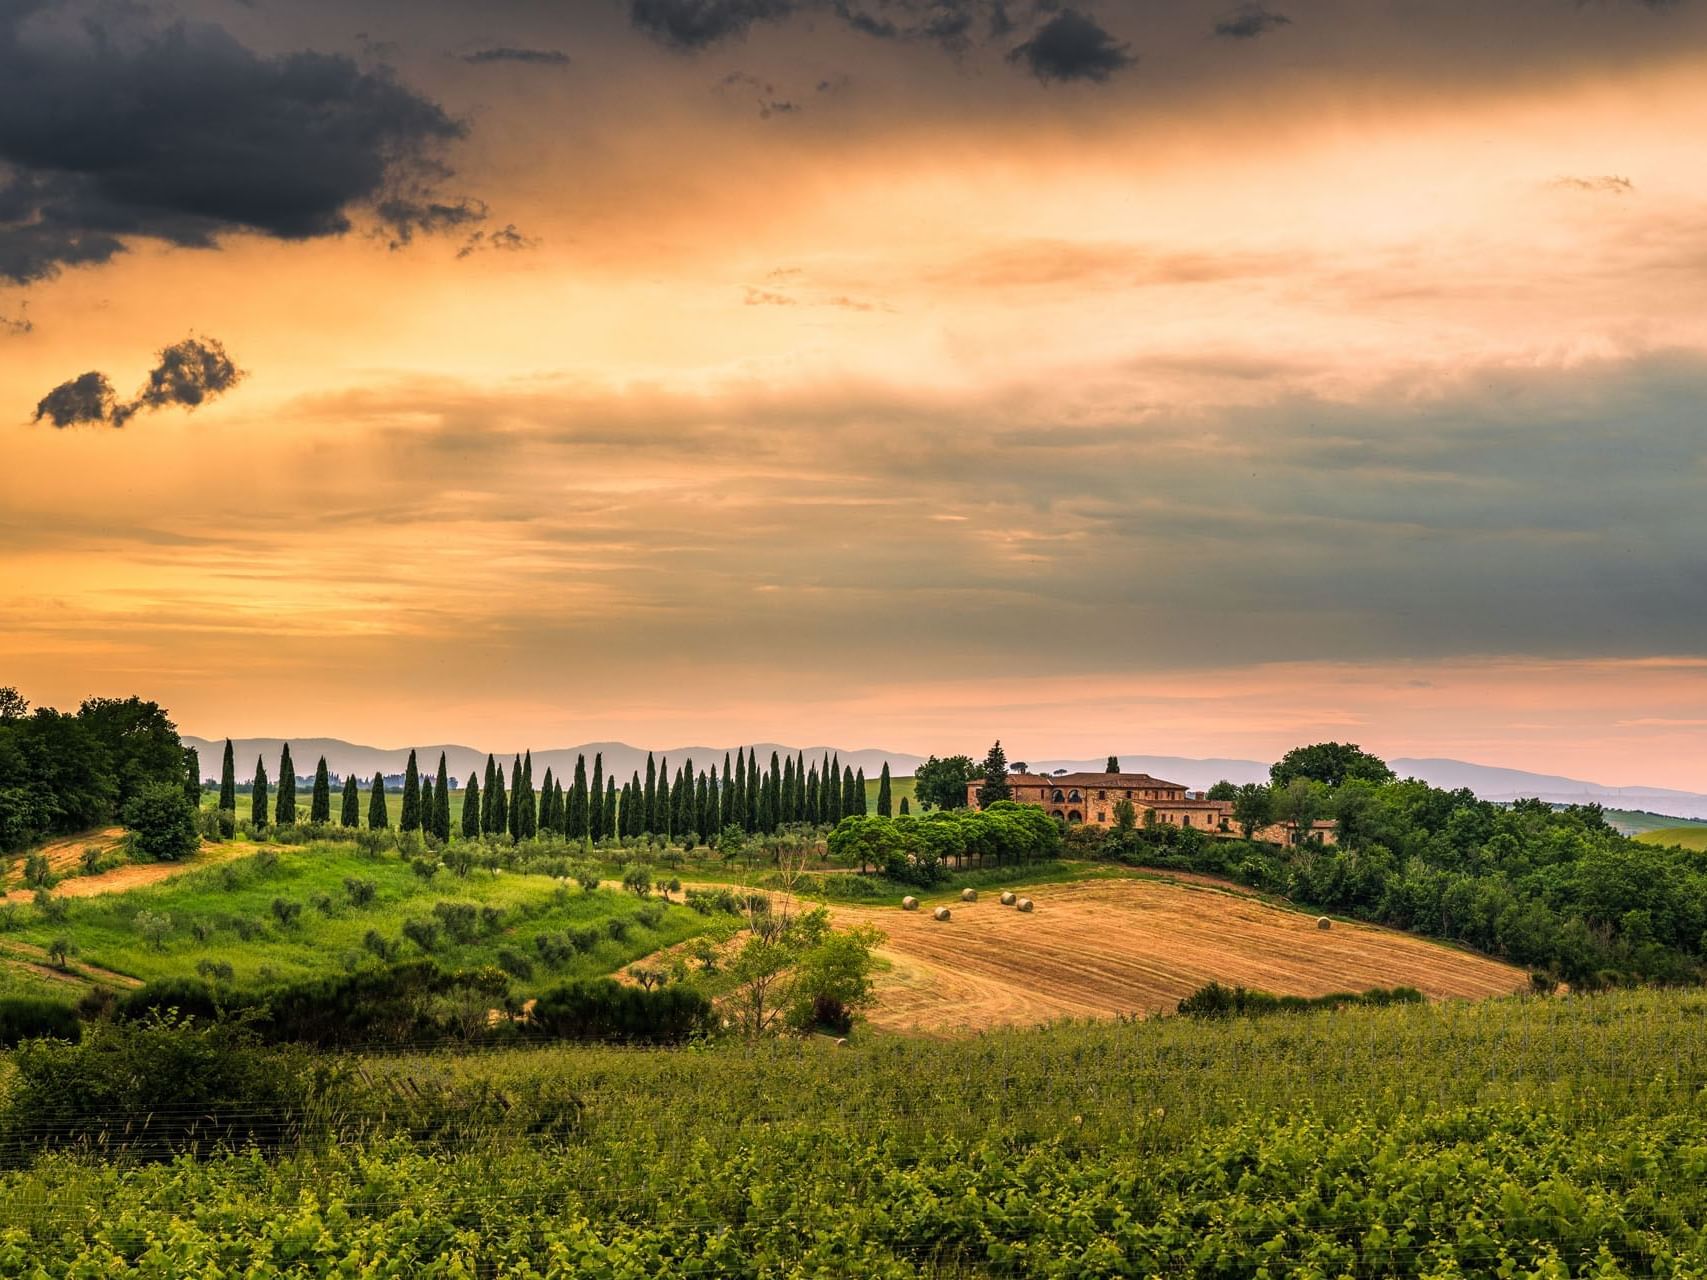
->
[3,0,1705,786]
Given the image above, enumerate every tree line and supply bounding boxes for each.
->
[226,742,884,844]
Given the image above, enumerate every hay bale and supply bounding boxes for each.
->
[1016,898,1034,913]
[902,896,918,911]
[1316,916,1332,930]
[1000,891,1017,906]
[961,888,978,902]
[933,906,952,922]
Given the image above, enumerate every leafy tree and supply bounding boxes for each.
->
[275,743,296,826]
[0,688,26,721]
[462,773,482,839]
[434,752,452,842]
[876,763,892,817]
[1106,756,1120,773]
[251,757,269,827]
[340,775,360,827]
[75,696,183,812]
[219,739,236,811]
[1270,742,1396,789]
[976,741,1011,808]
[621,863,652,897]
[1232,783,1274,839]
[125,781,198,861]
[400,750,421,833]
[1206,779,1239,801]
[310,756,331,824]
[182,746,201,806]
[367,773,388,829]
[1112,799,1137,833]
[1275,778,1325,841]
[914,754,975,811]
[788,920,886,1033]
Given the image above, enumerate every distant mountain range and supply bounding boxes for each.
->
[183,736,1707,822]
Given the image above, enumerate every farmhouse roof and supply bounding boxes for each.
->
[1047,771,1187,790]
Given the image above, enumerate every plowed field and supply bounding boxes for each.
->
[830,877,1528,1035]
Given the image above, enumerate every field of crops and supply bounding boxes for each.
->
[1638,826,1707,852]
[3,989,1707,1275]
[0,843,728,996]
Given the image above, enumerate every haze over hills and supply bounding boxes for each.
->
[184,737,1707,822]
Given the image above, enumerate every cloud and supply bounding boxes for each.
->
[628,0,799,50]
[1553,175,1635,194]
[460,47,572,66]
[1213,4,1291,39]
[1008,9,1134,82]
[1,300,28,335]
[33,337,243,429]
[743,286,798,305]
[456,223,540,258]
[0,4,479,284]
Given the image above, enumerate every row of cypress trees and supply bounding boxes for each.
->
[217,739,902,842]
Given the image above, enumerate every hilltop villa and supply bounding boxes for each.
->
[965,770,1336,846]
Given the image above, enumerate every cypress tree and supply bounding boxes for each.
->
[507,755,522,839]
[821,754,833,822]
[842,765,858,820]
[729,750,746,834]
[806,765,820,825]
[746,750,761,832]
[252,756,269,827]
[589,754,605,841]
[311,756,331,824]
[628,772,643,837]
[368,772,388,828]
[899,795,911,815]
[462,772,482,839]
[722,753,734,830]
[643,754,657,837]
[219,739,236,811]
[782,755,795,825]
[341,774,360,827]
[855,767,867,815]
[675,762,692,837]
[877,762,892,817]
[707,766,721,836]
[520,751,537,839]
[400,750,421,832]
[570,755,588,841]
[183,746,202,806]
[794,752,807,822]
[489,767,507,840]
[420,774,434,832]
[276,743,297,825]
[619,781,633,838]
[540,767,556,832]
[654,757,669,836]
[603,777,617,840]
[766,752,782,833]
[826,755,842,824]
[695,770,709,839]
[434,752,451,841]
[482,755,500,834]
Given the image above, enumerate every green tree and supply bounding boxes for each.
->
[877,762,892,817]
[434,752,451,841]
[400,750,421,833]
[855,767,868,816]
[218,739,236,811]
[1106,756,1120,773]
[1270,742,1396,789]
[462,772,482,839]
[1112,798,1137,832]
[182,746,201,806]
[75,696,183,812]
[420,774,434,833]
[643,753,658,836]
[976,741,1011,808]
[489,765,507,841]
[482,754,500,834]
[251,757,269,827]
[275,743,297,825]
[569,754,589,840]
[589,753,605,841]
[1275,777,1325,842]
[1232,783,1274,839]
[603,777,617,840]
[1206,779,1239,801]
[914,754,975,811]
[368,772,388,829]
[340,774,359,827]
[310,756,331,824]
[898,796,910,815]
[507,755,523,839]
[125,781,198,861]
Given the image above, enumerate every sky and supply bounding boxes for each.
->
[3,0,1706,786]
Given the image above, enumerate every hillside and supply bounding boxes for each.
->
[1637,827,1707,852]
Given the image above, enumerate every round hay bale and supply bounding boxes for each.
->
[901,896,918,911]
[1000,891,1017,906]
[961,887,978,902]
[933,906,952,922]
[1316,916,1332,930]
[834,1037,849,1048]
[1016,898,1034,913]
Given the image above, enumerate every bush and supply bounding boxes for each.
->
[195,958,235,983]
[1178,981,1424,1019]
[344,877,377,907]
[496,947,534,980]
[527,979,714,1044]
[23,852,53,888]
[0,997,80,1048]
[34,889,68,923]
[310,891,335,915]
[401,918,440,953]
[229,914,263,941]
[621,863,652,897]
[269,898,302,928]
[363,929,396,962]
[431,901,479,944]
[134,910,173,950]
[123,781,199,861]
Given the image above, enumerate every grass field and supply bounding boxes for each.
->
[5,989,1707,1274]
[1637,826,1707,851]
[1611,809,1707,836]
[823,874,1528,1034]
[1,843,731,996]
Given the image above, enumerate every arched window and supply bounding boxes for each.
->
[1052,789,1065,803]
[1182,814,1192,826]
[1068,790,1082,803]
[1067,810,1083,824]
[1050,809,1065,820]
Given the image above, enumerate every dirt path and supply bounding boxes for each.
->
[3,827,128,889]
[3,840,240,905]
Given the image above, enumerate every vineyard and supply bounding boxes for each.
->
[3,990,1707,1275]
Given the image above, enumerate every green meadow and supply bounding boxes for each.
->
[3,843,732,995]
[1638,825,1707,852]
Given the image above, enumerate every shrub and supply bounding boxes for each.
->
[229,915,263,942]
[34,889,68,923]
[135,910,173,950]
[431,901,478,944]
[480,906,505,934]
[0,997,80,1048]
[270,898,302,928]
[527,979,714,1044]
[409,858,441,884]
[363,929,396,962]
[496,947,534,980]
[310,892,335,916]
[195,958,235,983]
[401,918,440,953]
[605,917,630,942]
[0,903,18,932]
[46,937,72,968]
[575,866,601,893]
[621,863,652,897]
[634,903,664,929]
[22,852,52,888]
[343,877,377,907]
[79,845,103,875]
[250,849,279,876]
[123,782,199,862]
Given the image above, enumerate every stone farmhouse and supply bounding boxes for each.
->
[965,770,1336,846]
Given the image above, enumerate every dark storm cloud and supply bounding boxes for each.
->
[0,2,479,284]
[1008,9,1134,82]
[460,46,572,66]
[33,337,243,429]
[628,0,799,50]
[1213,4,1291,38]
